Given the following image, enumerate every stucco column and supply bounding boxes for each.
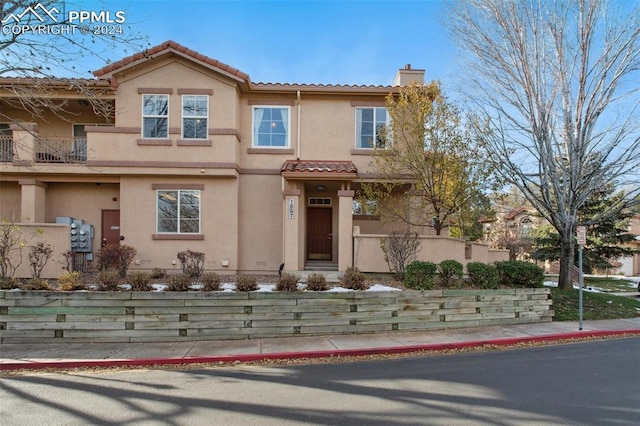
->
[338,189,354,271]
[19,179,47,223]
[10,122,38,164]
[283,188,302,271]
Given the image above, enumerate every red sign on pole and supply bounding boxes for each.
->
[576,226,586,245]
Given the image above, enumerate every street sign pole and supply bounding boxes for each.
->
[578,244,583,331]
[576,226,586,331]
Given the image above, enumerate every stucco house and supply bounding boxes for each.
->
[0,41,506,279]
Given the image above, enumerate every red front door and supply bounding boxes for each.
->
[307,208,332,260]
[101,210,120,246]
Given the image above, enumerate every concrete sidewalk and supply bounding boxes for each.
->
[2,318,639,371]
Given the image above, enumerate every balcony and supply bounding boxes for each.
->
[0,135,13,162]
[35,137,87,163]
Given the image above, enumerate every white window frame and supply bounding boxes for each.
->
[252,105,291,148]
[182,95,208,139]
[156,189,201,234]
[355,107,389,149]
[142,94,169,139]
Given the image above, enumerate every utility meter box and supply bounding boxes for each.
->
[57,216,94,253]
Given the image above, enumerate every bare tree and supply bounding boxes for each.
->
[380,230,422,279]
[0,1,148,130]
[446,0,640,289]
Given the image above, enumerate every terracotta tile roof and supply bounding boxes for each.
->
[252,82,394,91]
[281,160,358,174]
[93,40,250,81]
[93,41,395,94]
[504,206,533,220]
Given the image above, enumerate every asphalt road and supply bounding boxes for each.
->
[1,337,638,425]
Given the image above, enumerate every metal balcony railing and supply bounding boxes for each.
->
[35,137,87,163]
[0,135,13,162]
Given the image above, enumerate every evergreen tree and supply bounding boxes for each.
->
[532,185,638,273]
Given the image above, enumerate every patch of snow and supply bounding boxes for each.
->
[367,284,401,292]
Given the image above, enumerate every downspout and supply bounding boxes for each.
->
[296,90,301,160]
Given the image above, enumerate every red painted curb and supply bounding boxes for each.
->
[2,329,639,371]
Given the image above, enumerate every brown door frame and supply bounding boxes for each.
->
[101,209,121,247]
[306,207,332,260]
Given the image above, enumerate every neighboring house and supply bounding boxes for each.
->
[0,41,507,278]
[619,215,640,276]
[483,206,640,276]
[481,206,540,261]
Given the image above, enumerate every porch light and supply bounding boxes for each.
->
[315,184,327,191]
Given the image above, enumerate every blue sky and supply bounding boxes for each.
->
[86,0,458,88]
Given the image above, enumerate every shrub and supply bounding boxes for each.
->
[277,272,300,292]
[439,260,464,288]
[235,274,258,292]
[404,261,437,290]
[57,271,85,291]
[466,262,498,289]
[28,242,53,279]
[167,274,192,291]
[97,269,121,291]
[0,277,20,289]
[97,244,137,277]
[201,272,221,291]
[177,250,205,279]
[306,272,329,291]
[495,260,545,288]
[61,250,81,272]
[21,278,50,290]
[150,267,166,279]
[341,267,368,290]
[380,231,421,280]
[128,272,152,291]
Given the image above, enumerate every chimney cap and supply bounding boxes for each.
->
[405,64,412,70]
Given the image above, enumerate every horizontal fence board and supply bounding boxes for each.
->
[132,307,250,315]
[8,306,126,315]
[0,289,553,343]
[0,299,63,308]
[252,305,351,314]
[0,314,58,322]
[5,322,125,331]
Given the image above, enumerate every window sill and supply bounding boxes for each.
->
[137,139,172,146]
[247,148,294,155]
[152,234,204,240]
[176,139,212,146]
[353,214,380,220]
[352,149,379,155]
[351,148,390,156]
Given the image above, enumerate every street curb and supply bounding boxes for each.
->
[2,329,639,371]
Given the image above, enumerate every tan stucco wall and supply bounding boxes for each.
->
[0,181,21,219]
[353,227,504,273]
[114,58,239,130]
[11,223,70,279]
[237,174,284,273]
[44,182,120,254]
[119,176,239,273]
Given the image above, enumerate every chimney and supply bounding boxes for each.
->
[393,64,425,86]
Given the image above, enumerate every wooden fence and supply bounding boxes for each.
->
[0,289,553,343]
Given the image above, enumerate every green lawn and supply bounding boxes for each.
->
[550,288,640,321]
[545,275,638,292]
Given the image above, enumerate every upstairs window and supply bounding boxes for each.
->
[352,199,378,215]
[253,106,290,148]
[142,94,169,138]
[157,190,201,234]
[182,95,208,139]
[355,107,388,149]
